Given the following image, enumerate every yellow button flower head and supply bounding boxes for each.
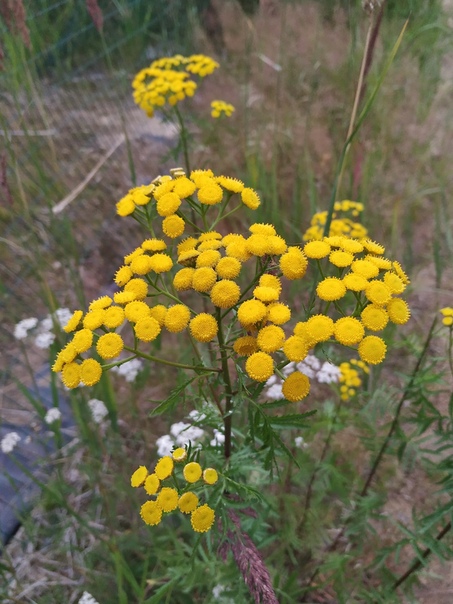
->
[131,255,153,275]
[365,255,392,270]
[334,317,365,345]
[352,259,380,279]
[173,176,197,198]
[198,231,222,242]
[114,266,133,287]
[124,278,148,301]
[89,296,113,311]
[316,277,347,301]
[183,461,203,483]
[149,305,167,326]
[155,456,174,480]
[203,468,219,485]
[144,473,160,495]
[283,335,309,362]
[116,194,135,216]
[267,235,288,255]
[114,291,136,304]
[361,305,389,331]
[216,175,244,193]
[365,280,392,306]
[96,333,124,360]
[249,223,276,237]
[362,239,385,255]
[198,182,223,205]
[172,447,187,462]
[358,336,387,364]
[164,304,191,333]
[178,492,199,514]
[343,273,368,292]
[210,280,241,309]
[83,309,106,330]
[62,362,81,389]
[241,187,261,210]
[253,286,279,303]
[134,316,161,342]
[140,500,163,526]
[149,253,173,274]
[392,261,410,285]
[246,234,269,257]
[131,465,148,487]
[280,248,308,280]
[282,371,310,402]
[63,310,83,333]
[237,299,267,326]
[256,325,285,353]
[225,238,251,262]
[267,303,291,325]
[306,315,335,343]
[387,298,410,325]
[141,238,167,252]
[174,267,195,291]
[216,257,242,279]
[156,192,181,216]
[189,313,218,342]
[190,168,214,187]
[198,239,223,252]
[440,307,453,317]
[60,343,78,364]
[329,250,354,268]
[233,336,258,356]
[103,306,125,329]
[191,504,215,532]
[211,100,235,118]
[80,359,102,386]
[72,329,93,354]
[196,250,221,268]
[192,267,217,293]
[125,301,151,323]
[245,352,274,382]
[157,487,179,512]
[124,247,144,265]
[384,271,405,294]
[304,240,331,259]
[339,238,364,254]
[163,214,185,238]
[260,274,282,293]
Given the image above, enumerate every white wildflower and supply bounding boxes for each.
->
[210,429,225,447]
[44,408,62,424]
[13,317,38,339]
[1,432,21,454]
[295,436,308,449]
[35,331,56,349]
[78,592,100,604]
[111,358,143,382]
[54,307,73,328]
[188,409,207,422]
[88,399,109,424]
[170,422,204,445]
[40,315,53,331]
[317,361,341,384]
[156,434,174,457]
[264,383,284,400]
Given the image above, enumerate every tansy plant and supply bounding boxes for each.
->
[50,55,412,600]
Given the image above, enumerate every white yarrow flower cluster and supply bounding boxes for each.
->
[78,592,100,604]
[111,358,143,382]
[13,308,74,349]
[44,408,62,424]
[14,317,38,339]
[264,355,341,401]
[88,399,109,424]
[1,432,21,454]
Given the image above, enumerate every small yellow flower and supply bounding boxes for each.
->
[198,182,223,205]
[253,286,279,303]
[358,336,387,364]
[237,299,267,326]
[114,291,136,304]
[89,296,113,311]
[183,461,203,483]
[155,456,174,480]
[443,317,453,326]
[157,487,179,512]
[306,315,335,343]
[103,306,125,329]
[245,352,274,382]
[141,238,167,252]
[131,465,148,487]
[172,447,187,462]
[246,234,269,257]
[283,335,309,362]
[60,343,78,364]
[282,371,310,402]
[362,239,385,255]
[316,277,347,301]
[361,305,389,331]
[178,237,198,254]
[392,261,410,285]
[192,267,217,293]
[83,309,106,330]
[164,305,191,333]
[71,329,93,354]
[334,317,365,345]
[144,473,160,495]
[196,250,221,268]
[329,250,354,268]
[125,301,151,323]
[134,316,161,342]
[216,257,242,280]
[352,259,380,279]
[210,280,241,309]
[241,187,260,210]
[62,362,81,389]
[96,333,124,360]
[80,358,102,386]
[267,303,291,325]
[156,192,181,216]
[267,235,287,255]
[216,175,244,193]
[304,240,331,259]
[178,492,199,513]
[225,239,251,262]
[130,254,153,275]
[198,231,222,242]
[440,307,453,317]
[173,177,197,198]
[387,298,410,325]
[149,305,167,326]
[140,500,162,526]
[163,214,185,238]
[210,99,235,118]
[124,247,144,265]
[384,271,405,294]
[256,325,285,353]
[343,273,368,292]
[365,280,392,306]
[203,468,219,485]
[63,310,83,333]
[259,274,282,293]
[124,278,148,300]
[365,255,392,270]
[279,248,308,280]
[233,336,258,356]
[116,194,135,216]
[191,504,215,532]
[173,267,195,291]
[149,253,173,274]
[189,313,218,342]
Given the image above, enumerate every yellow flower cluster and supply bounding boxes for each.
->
[440,307,453,327]
[132,54,219,117]
[339,359,369,401]
[303,200,368,241]
[211,100,235,118]
[130,451,217,532]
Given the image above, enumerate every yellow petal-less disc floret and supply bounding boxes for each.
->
[140,500,162,526]
[80,358,102,386]
[245,352,274,382]
[96,333,124,360]
[125,301,151,323]
[164,305,191,333]
[134,317,161,342]
[173,267,195,291]
[63,310,83,333]
[183,461,203,483]
[89,295,113,311]
[283,335,309,362]
[387,298,410,324]
[253,286,279,303]
[191,504,215,532]
[189,313,218,342]
[279,248,308,280]
[131,465,148,487]
[203,468,219,485]
[62,362,81,389]
[196,250,221,268]
[316,277,347,301]
[154,456,174,480]
[352,259,380,279]
[241,187,260,210]
[210,280,241,309]
[103,306,125,329]
[163,214,185,238]
[237,299,267,326]
[216,175,244,193]
[124,278,148,300]
[156,192,181,216]
[282,371,310,402]
[358,336,387,364]
[392,261,410,285]
[233,336,258,356]
[114,291,136,304]
[192,267,217,293]
[216,257,242,279]
[256,325,285,353]
[343,273,368,292]
[172,447,187,462]
[141,238,167,252]
[178,492,199,513]
[365,280,392,306]
[267,303,291,325]
[149,305,167,326]
[157,487,179,512]
[173,176,197,198]
[198,182,223,205]
[329,250,354,268]
[304,240,331,259]
[259,274,282,293]
[83,309,106,330]
[149,253,174,274]
[384,271,406,294]
[130,254,153,275]
[72,329,93,354]
[246,234,269,257]
[144,473,160,495]
[334,317,365,345]
[249,223,276,236]
[306,315,335,343]
[116,194,135,216]
[361,305,389,331]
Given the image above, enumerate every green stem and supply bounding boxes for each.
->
[216,308,234,460]
[123,345,219,373]
[174,105,191,174]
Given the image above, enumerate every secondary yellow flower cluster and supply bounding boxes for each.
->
[132,54,219,117]
[440,307,453,327]
[303,200,368,241]
[131,449,217,532]
[211,100,235,118]
[339,359,369,401]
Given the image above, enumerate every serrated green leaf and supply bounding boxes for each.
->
[149,377,196,416]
